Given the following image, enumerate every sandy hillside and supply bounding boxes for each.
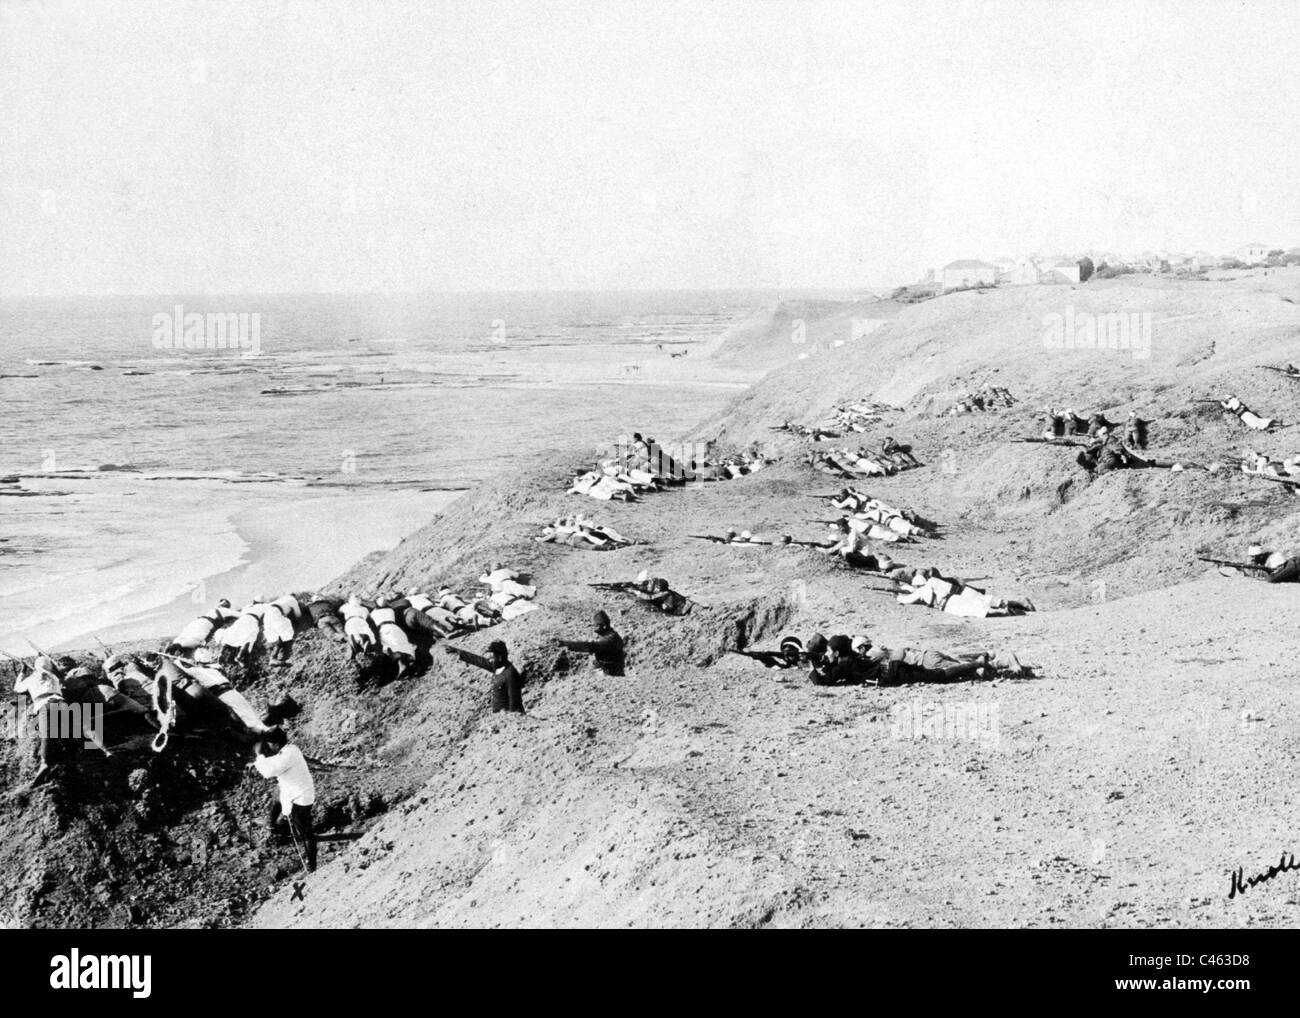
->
[256,270,1300,928]
[6,270,1300,928]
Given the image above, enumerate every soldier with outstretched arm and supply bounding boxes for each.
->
[444,639,525,713]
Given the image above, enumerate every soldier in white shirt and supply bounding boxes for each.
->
[14,655,68,783]
[251,728,317,872]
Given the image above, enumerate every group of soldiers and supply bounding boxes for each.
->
[732,632,1030,686]
[810,437,923,478]
[168,573,536,681]
[947,384,1017,415]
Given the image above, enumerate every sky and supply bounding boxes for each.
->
[2,0,1299,295]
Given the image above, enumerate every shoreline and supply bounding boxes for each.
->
[9,485,463,654]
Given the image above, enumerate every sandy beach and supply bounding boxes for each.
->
[0,480,455,654]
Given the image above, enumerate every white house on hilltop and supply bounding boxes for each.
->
[995,257,1081,286]
[1044,259,1081,284]
[1232,243,1271,266]
[941,260,998,290]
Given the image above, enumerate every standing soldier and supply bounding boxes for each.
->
[445,640,525,713]
[557,610,625,676]
[251,727,317,872]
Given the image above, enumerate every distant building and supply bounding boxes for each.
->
[1232,242,1270,266]
[1044,259,1081,284]
[941,259,998,290]
[1000,258,1043,285]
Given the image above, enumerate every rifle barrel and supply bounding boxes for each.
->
[1245,472,1300,485]
[1197,557,1269,570]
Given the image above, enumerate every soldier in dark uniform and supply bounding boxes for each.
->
[445,640,524,713]
[557,610,625,675]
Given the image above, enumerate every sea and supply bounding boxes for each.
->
[0,289,822,654]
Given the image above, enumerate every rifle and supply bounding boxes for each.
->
[727,649,798,669]
[22,637,52,660]
[1243,471,1300,486]
[1190,399,1225,405]
[1013,437,1089,448]
[588,581,637,591]
[1258,365,1300,377]
[1197,557,1271,572]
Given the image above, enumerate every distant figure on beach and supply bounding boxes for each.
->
[444,639,525,713]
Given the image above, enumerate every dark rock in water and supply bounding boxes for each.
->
[0,475,18,485]
[89,365,104,371]
[97,463,141,472]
